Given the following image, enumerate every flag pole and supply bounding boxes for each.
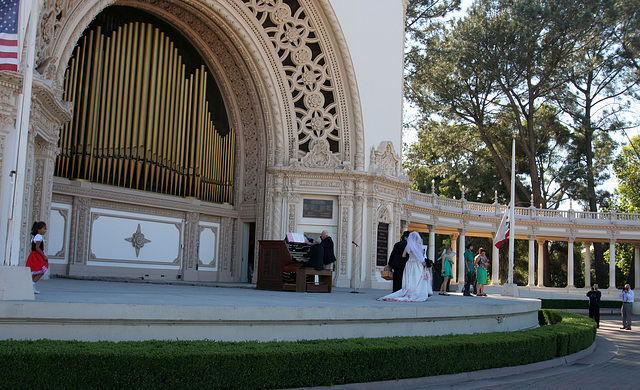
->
[508,135,516,286]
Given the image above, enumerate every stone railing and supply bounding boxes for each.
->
[406,190,640,224]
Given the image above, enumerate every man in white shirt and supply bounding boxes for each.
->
[619,284,634,330]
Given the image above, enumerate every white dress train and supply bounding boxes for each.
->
[378,252,432,302]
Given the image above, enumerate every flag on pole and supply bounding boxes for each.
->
[494,204,511,249]
[0,0,20,71]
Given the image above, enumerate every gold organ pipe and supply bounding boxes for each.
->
[190,68,199,196]
[224,132,230,203]
[140,25,157,190]
[161,36,174,193]
[170,60,180,195]
[160,39,175,194]
[201,116,209,200]
[107,26,124,185]
[122,22,138,187]
[87,28,105,181]
[97,33,112,183]
[172,62,186,196]
[136,24,154,189]
[60,55,76,177]
[215,131,221,202]
[184,69,193,196]
[117,23,133,187]
[184,71,194,196]
[129,23,143,188]
[68,53,80,176]
[198,70,208,199]
[103,31,116,183]
[83,29,99,179]
[72,34,89,178]
[147,28,163,192]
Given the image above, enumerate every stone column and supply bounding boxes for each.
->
[491,242,499,286]
[536,238,545,287]
[450,232,458,283]
[635,244,640,291]
[584,242,591,288]
[567,237,575,288]
[528,236,535,286]
[428,225,435,264]
[609,238,616,289]
[458,229,466,287]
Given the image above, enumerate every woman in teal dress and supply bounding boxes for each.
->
[474,248,489,296]
[439,247,454,296]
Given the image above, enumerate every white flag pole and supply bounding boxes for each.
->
[508,135,516,285]
[5,0,40,266]
[509,135,518,296]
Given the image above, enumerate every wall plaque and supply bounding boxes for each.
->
[376,223,389,267]
[303,199,333,219]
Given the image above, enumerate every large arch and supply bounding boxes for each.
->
[40,0,365,173]
[27,0,370,282]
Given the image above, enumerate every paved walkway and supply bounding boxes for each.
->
[301,314,638,390]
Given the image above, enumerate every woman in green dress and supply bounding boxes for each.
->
[439,247,454,296]
[474,248,489,296]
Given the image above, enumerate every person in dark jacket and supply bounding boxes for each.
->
[303,237,325,270]
[586,284,602,328]
[320,230,337,265]
[388,231,410,292]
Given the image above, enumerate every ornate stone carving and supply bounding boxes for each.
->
[31,159,46,223]
[288,204,296,233]
[184,212,200,268]
[300,138,340,168]
[124,224,152,257]
[339,205,349,275]
[71,196,91,264]
[378,205,392,224]
[242,0,344,163]
[369,141,400,177]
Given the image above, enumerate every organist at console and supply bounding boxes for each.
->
[257,233,332,293]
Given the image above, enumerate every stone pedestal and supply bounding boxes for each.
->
[501,283,520,297]
[0,266,34,300]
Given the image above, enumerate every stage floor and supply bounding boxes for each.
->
[0,278,540,342]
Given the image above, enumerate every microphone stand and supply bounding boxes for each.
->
[351,241,361,293]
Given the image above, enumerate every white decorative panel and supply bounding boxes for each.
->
[49,204,71,264]
[198,222,220,272]
[89,208,182,268]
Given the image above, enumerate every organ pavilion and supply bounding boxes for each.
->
[0,0,409,290]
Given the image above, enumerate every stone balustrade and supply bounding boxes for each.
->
[404,190,640,291]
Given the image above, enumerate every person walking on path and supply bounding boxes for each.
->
[439,248,454,296]
[387,231,410,292]
[619,284,634,330]
[587,284,602,328]
[26,221,49,294]
[474,248,488,296]
[463,243,475,296]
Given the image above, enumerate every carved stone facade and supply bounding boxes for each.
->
[1,0,409,287]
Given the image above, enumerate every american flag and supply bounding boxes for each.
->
[0,0,19,71]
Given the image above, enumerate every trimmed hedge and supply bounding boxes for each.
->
[0,310,595,389]
[541,299,621,310]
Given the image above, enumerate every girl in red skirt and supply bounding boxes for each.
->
[26,221,49,294]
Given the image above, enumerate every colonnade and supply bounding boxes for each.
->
[422,225,640,289]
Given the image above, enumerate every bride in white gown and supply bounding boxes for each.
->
[378,231,432,302]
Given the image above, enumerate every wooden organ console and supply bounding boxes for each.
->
[257,238,332,293]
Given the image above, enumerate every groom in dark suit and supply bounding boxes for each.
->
[388,231,411,292]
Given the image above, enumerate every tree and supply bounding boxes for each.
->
[613,135,640,213]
